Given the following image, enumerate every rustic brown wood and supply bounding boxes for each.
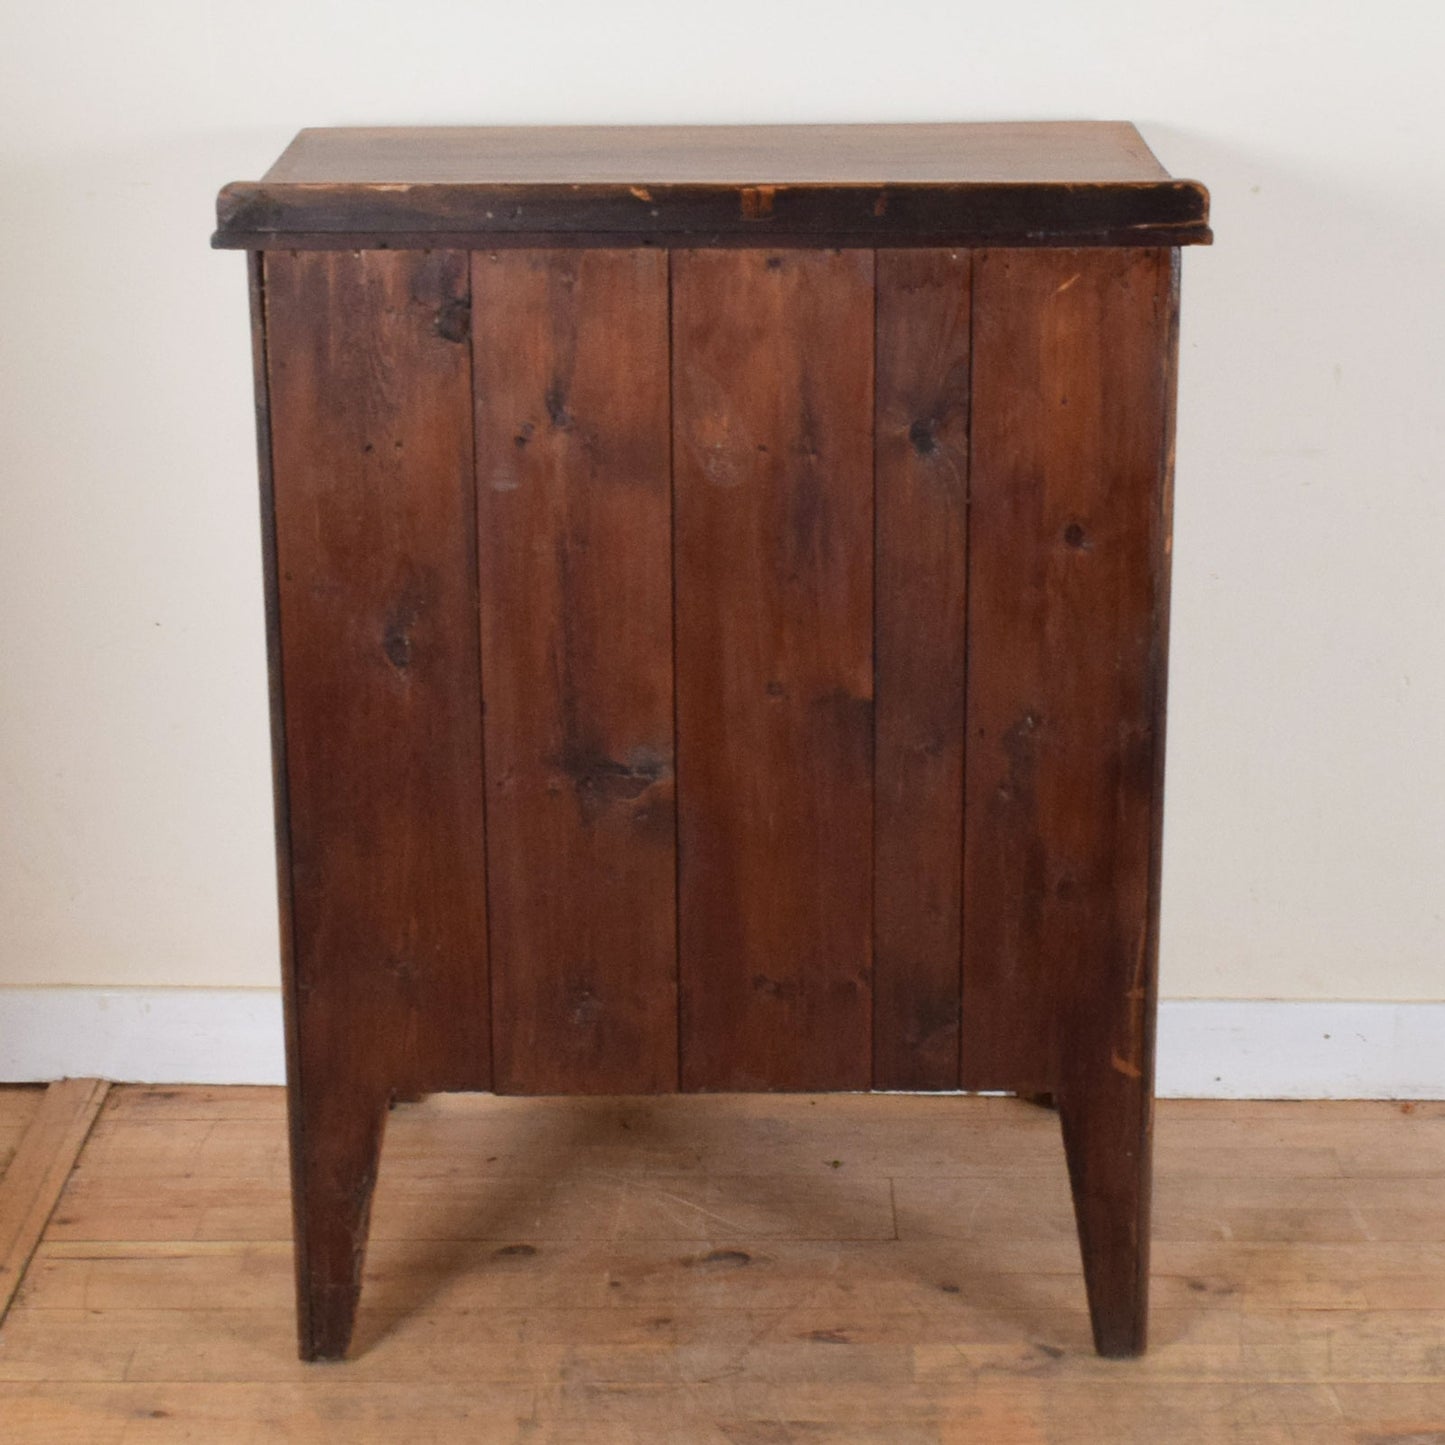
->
[872,249,971,1091]
[0,1079,107,1326]
[211,122,1211,248]
[263,249,490,1358]
[473,248,678,1095]
[6,1088,1445,1442]
[672,248,875,1092]
[1059,248,1178,1360]
[960,247,1177,1354]
[265,248,491,1096]
[229,123,1202,1362]
[260,122,1182,183]
[245,247,318,1368]
[0,1087,45,1182]
[220,227,1214,256]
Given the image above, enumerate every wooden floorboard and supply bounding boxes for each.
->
[0,1087,1441,1442]
[0,1085,46,1182]
[0,1078,107,1326]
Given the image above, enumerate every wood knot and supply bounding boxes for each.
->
[544,382,573,430]
[909,419,939,456]
[434,299,470,344]
[382,625,412,671]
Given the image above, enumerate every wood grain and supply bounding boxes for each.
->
[672,248,875,1092]
[473,248,677,1095]
[264,249,490,1356]
[872,249,971,1090]
[0,1381,1387,1445]
[961,245,1174,1086]
[265,246,490,1095]
[960,247,1176,1352]
[212,122,1213,249]
[260,123,1179,185]
[0,1086,44,1180]
[5,1087,1444,1443]
[0,1078,106,1325]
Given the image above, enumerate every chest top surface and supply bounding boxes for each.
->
[213,121,1210,249]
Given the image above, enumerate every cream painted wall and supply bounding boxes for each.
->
[0,1,1441,1000]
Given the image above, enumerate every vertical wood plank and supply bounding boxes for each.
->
[266,248,490,1098]
[473,249,677,1095]
[673,248,875,1093]
[961,247,1176,1355]
[960,247,1172,1094]
[872,249,971,1091]
[264,249,488,1357]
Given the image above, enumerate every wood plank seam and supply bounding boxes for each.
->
[870,246,879,1090]
[466,249,499,1103]
[668,245,685,1101]
[0,1077,108,1326]
[958,246,978,1090]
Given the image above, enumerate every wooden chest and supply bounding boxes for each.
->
[214,122,1211,1360]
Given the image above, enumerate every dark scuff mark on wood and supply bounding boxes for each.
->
[751,974,802,1001]
[569,984,604,1027]
[381,595,423,672]
[692,1249,753,1269]
[998,711,1042,805]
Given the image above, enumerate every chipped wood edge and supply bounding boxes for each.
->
[0,1077,108,1325]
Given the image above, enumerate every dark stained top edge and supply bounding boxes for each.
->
[213,123,1212,248]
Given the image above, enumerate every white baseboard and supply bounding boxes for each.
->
[0,988,286,1087]
[1154,1000,1444,1100]
[0,989,1441,1098]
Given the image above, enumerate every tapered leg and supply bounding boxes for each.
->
[1058,1077,1154,1358]
[958,246,1176,1357]
[288,1078,389,1361]
[258,249,494,1361]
